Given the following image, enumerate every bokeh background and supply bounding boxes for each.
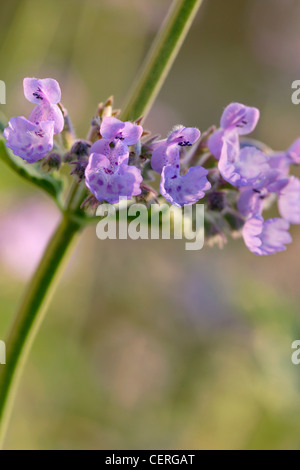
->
[1,0,300,450]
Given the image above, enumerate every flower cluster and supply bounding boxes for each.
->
[85,117,143,204]
[208,103,300,255]
[4,78,64,163]
[3,78,300,256]
[150,126,211,207]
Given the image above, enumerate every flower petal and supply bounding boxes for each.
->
[160,165,210,207]
[219,143,269,187]
[90,139,129,166]
[287,138,300,165]
[23,78,61,105]
[100,117,124,141]
[29,103,64,134]
[278,176,300,224]
[3,117,54,163]
[220,102,260,135]
[167,126,201,146]
[242,216,292,255]
[151,143,180,174]
[208,128,225,160]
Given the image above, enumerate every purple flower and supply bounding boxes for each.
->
[219,143,270,187]
[286,138,300,165]
[242,216,292,256]
[100,116,143,146]
[151,143,181,174]
[238,188,267,218]
[151,126,200,174]
[24,78,64,134]
[85,140,142,204]
[3,117,54,163]
[220,103,260,135]
[160,164,211,207]
[29,102,64,135]
[278,176,300,224]
[150,125,209,206]
[208,103,260,160]
[4,77,65,162]
[90,138,129,166]
[24,78,61,105]
[166,126,201,147]
[268,153,291,177]
[237,171,289,218]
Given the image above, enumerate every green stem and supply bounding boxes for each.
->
[0,216,81,446]
[0,0,205,448]
[120,0,204,122]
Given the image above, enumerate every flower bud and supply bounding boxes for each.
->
[41,152,61,172]
[65,140,91,163]
[70,160,88,181]
[206,191,227,212]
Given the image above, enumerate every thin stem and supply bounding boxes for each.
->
[65,179,81,212]
[120,0,204,122]
[0,216,81,447]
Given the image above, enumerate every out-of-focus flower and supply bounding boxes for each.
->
[219,144,270,188]
[0,200,60,279]
[278,176,300,224]
[242,216,292,256]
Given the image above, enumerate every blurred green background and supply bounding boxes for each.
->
[1,0,300,450]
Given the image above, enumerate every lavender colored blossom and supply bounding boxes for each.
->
[278,176,300,224]
[219,143,270,187]
[268,139,300,175]
[286,138,300,165]
[237,171,289,218]
[220,103,260,135]
[100,116,143,146]
[23,78,61,105]
[151,143,181,174]
[151,126,200,174]
[238,188,267,218]
[29,102,64,135]
[242,216,292,256]
[166,126,201,147]
[208,103,260,160]
[3,117,54,163]
[24,78,64,134]
[85,140,142,204]
[160,164,211,207]
[90,138,129,166]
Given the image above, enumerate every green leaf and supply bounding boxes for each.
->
[0,138,63,200]
[0,113,7,133]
